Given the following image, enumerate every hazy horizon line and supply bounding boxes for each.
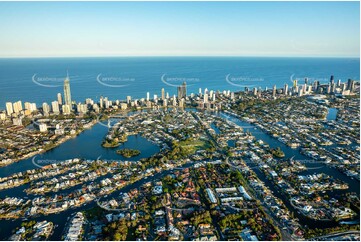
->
[0,55,359,59]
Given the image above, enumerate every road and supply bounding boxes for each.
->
[225,158,294,241]
[191,111,294,240]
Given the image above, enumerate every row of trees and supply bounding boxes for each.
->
[304,225,360,239]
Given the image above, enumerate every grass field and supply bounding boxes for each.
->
[178,139,212,155]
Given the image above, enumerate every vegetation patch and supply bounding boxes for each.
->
[116,148,141,158]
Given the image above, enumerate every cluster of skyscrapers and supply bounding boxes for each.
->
[249,76,356,98]
[2,74,73,125]
[1,73,357,126]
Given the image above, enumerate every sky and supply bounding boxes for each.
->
[0,1,359,58]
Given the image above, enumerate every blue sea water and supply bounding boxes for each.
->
[0,57,359,109]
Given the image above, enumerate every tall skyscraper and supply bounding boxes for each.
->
[5,102,13,116]
[51,101,60,114]
[327,84,331,94]
[42,102,50,114]
[272,85,277,97]
[13,101,23,113]
[177,82,187,100]
[284,84,288,95]
[57,93,63,105]
[331,83,336,93]
[100,96,104,109]
[161,88,165,100]
[347,79,355,92]
[314,81,319,92]
[172,95,177,106]
[203,93,209,103]
[182,82,187,98]
[330,75,334,85]
[337,79,341,87]
[177,86,182,100]
[64,72,72,110]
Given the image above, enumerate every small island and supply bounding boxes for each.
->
[116,148,141,158]
[271,147,285,158]
[102,134,128,148]
[102,139,120,148]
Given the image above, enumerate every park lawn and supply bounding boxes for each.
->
[178,139,212,155]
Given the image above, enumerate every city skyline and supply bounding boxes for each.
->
[0,1,359,58]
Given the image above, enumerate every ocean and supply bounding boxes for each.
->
[0,57,359,109]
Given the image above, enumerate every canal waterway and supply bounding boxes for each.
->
[0,108,358,239]
[217,111,359,229]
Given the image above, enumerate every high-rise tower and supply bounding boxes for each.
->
[64,72,72,110]
[177,82,187,100]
